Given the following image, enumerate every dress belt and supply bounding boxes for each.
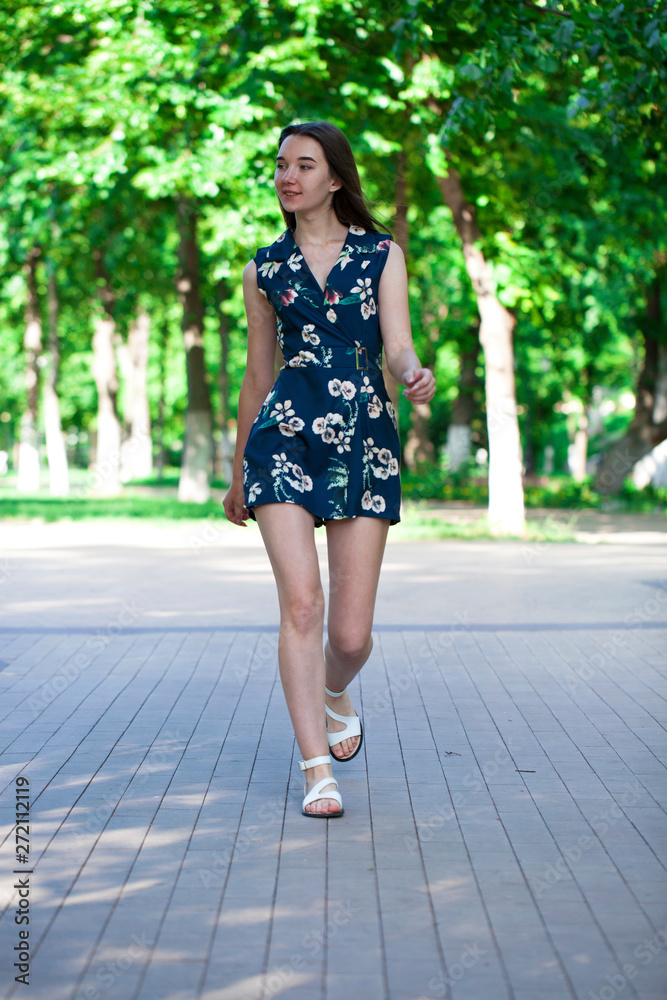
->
[281,345,382,371]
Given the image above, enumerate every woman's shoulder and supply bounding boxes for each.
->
[347,226,392,251]
[254,229,292,263]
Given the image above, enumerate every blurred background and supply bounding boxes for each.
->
[1,0,665,535]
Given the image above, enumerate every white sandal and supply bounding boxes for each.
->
[299,754,344,818]
[325,686,364,762]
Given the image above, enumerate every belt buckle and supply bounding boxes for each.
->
[355,347,368,370]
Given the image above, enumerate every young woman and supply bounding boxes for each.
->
[223,121,435,817]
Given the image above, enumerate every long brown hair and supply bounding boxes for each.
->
[277,121,389,235]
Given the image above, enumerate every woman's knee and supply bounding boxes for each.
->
[281,588,325,635]
[327,629,372,665]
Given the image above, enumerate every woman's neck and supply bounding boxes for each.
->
[293,207,348,247]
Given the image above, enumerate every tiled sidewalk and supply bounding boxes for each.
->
[0,528,666,1000]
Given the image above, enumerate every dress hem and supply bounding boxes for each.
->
[246,500,400,528]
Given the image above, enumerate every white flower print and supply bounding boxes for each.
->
[286,464,313,493]
[378,448,393,465]
[248,482,262,503]
[352,276,377,320]
[338,248,353,270]
[312,413,344,439]
[362,491,373,510]
[386,400,397,428]
[259,260,280,279]
[361,298,377,320]
[371,495,386,513]
[360,376,383,417]
[326,308,337,323]
[367,395,383,418]
[271,452,289,476]
[352,276,373,300]
[286,252,303,271]
[286,350,317,367]
[328,379,356,400]
[388,458,399,476]
[361,259,370,270]
[333,430,352,454]
[279,416,305,437]
[349,225,366,235]
[301,324,320,345]
[270,399,294,419]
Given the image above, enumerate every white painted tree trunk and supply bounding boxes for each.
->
[177,196,212,503]
[17,248,42,494]
[569,415,588,482]
[43,384,69,496]
[446,424,472,471]
[179,410,213,503]
[44,261,69,496]
[437,171,525,536]
[92,315,122,497]
[120,309,153,482]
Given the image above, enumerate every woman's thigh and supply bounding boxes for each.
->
[254,503,324,618]
[325,515,390,642]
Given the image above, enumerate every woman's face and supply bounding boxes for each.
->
[275,134,341,217]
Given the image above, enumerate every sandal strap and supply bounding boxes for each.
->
[303,776,342,810]
[325,704,360,725]
[325,685,347,697]
[298,754,332,771]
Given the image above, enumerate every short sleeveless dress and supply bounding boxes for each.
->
[242,225,401,526]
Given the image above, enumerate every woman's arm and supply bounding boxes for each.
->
[223,261,278,526]
[378,242,436,405]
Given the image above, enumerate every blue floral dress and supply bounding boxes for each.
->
[243,225,401,526]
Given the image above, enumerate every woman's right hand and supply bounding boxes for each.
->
[223,480,250,526]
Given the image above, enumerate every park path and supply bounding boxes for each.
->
[0,519,666,1000]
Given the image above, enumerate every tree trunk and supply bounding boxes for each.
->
[120,308,153,482]
[43,258,69,496]
[216,277,234,484]
[594,274,667,493]
[447,335,479,472]
[17,247,42,493]
[155,321,169,481]
[176,196,212,503]
[91,249,122,497]
[436,170,525,535]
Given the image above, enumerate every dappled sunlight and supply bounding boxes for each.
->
[201,972,313,1000]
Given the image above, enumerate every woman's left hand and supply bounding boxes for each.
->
[402,368,436,405]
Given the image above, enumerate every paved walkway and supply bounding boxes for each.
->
[0,519,666,1000]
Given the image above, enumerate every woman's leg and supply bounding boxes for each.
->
[254,503,339,815]
[324,515,390,759]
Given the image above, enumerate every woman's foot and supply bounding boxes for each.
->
[303,760,343,815]
[325,687,361,760]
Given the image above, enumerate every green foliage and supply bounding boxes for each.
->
[0,0,665,494]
